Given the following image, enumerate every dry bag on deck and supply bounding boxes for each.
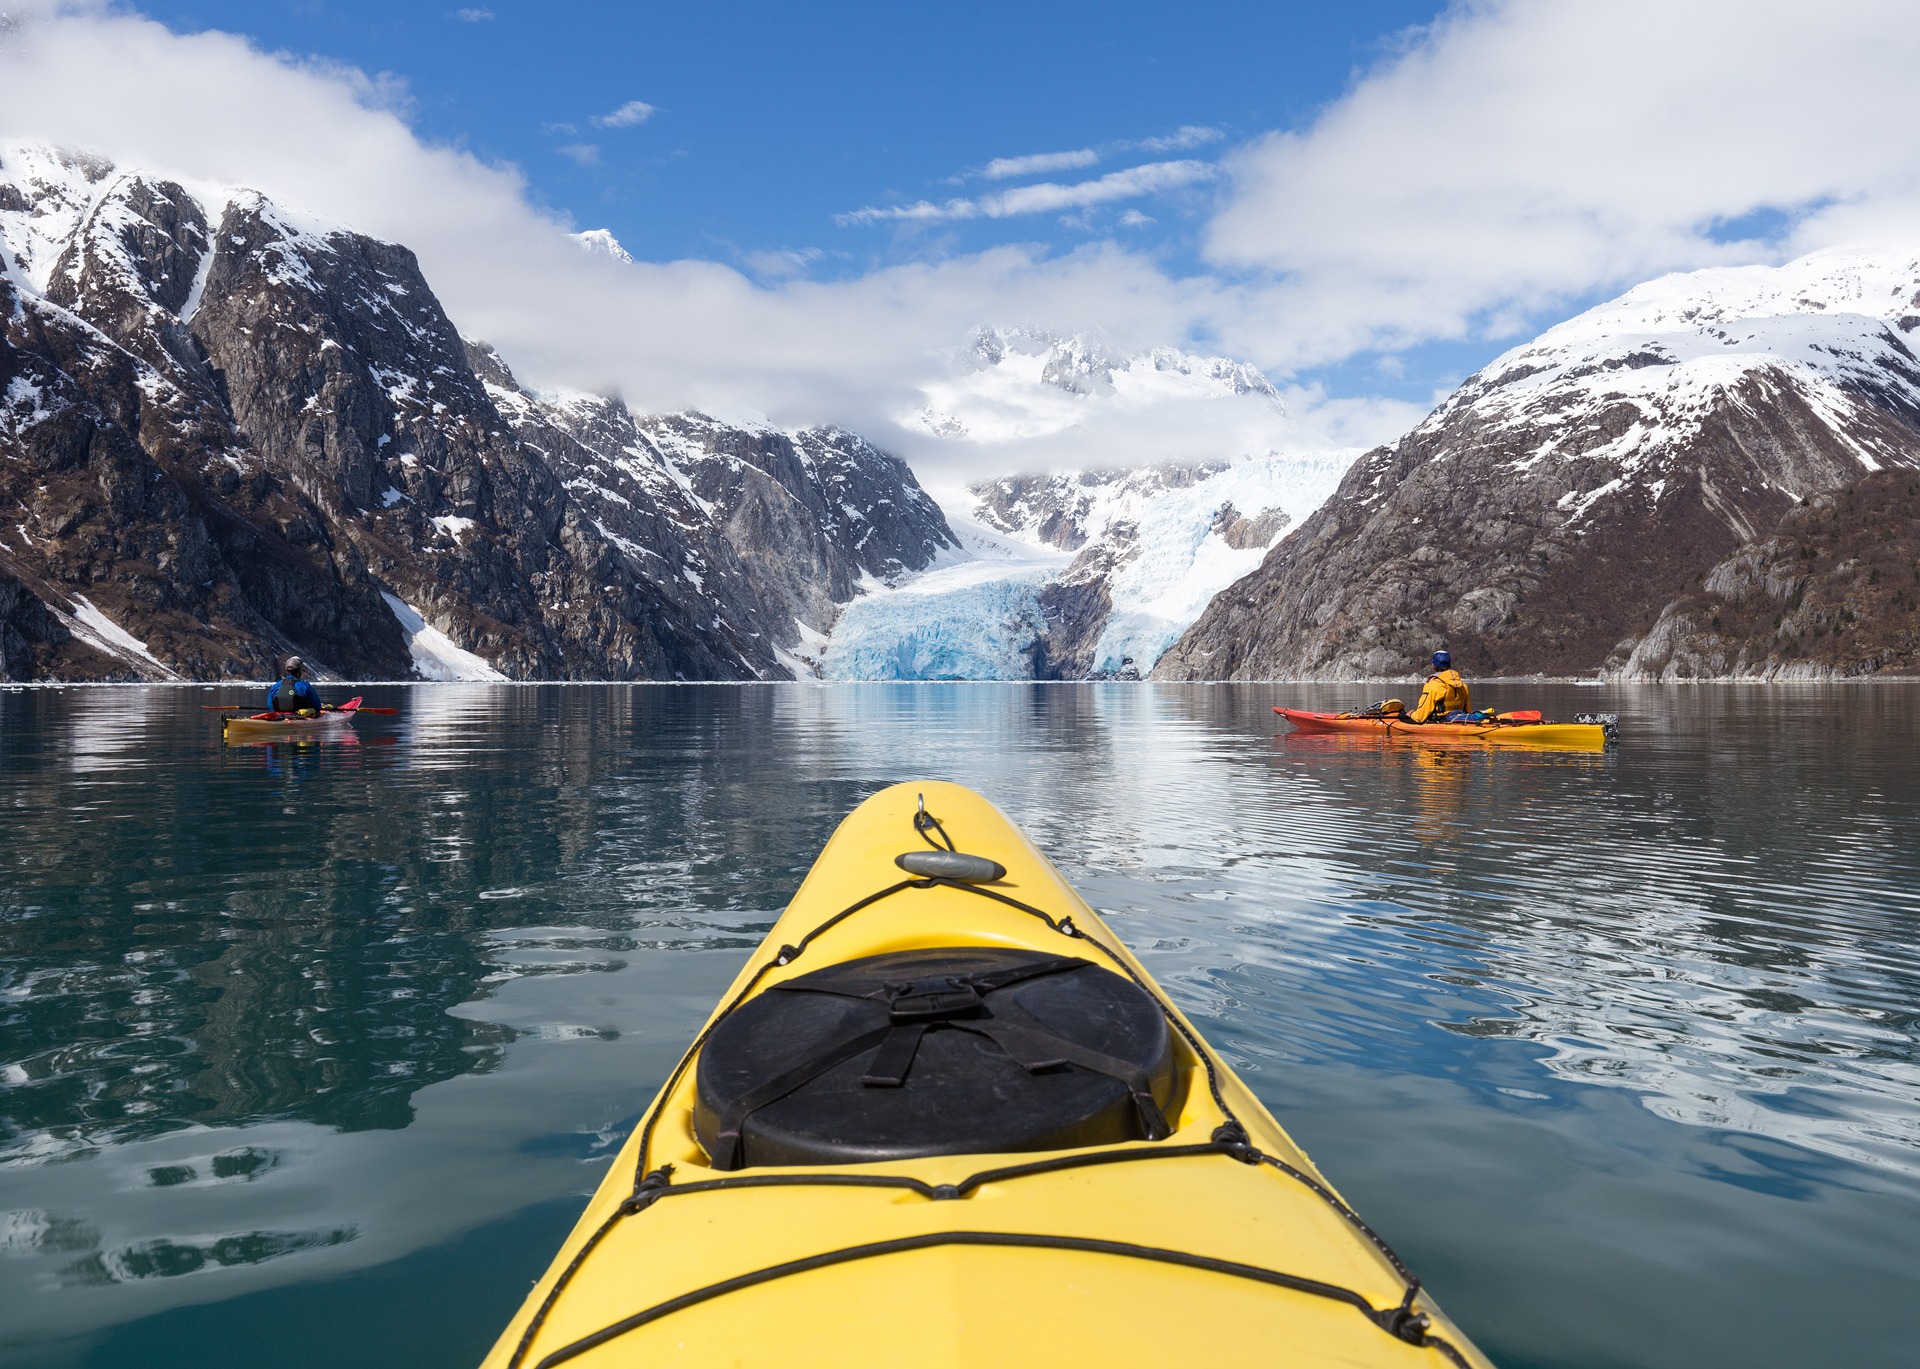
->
[693,946,1181,1169]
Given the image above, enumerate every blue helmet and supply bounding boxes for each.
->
[1431,650,1451,670]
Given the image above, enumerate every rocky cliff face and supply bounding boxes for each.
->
[485,380,957,672]
[1156,248,1920,681]
[0,144,953,681]
[1608,470,1920,678]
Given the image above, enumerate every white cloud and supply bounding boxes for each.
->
[1206,0,1920,364]
[981,148,1099,180]
[743,246,825,278]
[452,7,493,21]
[556,142,599,166]
[840,160,1216,225]
[1125,126,1222,154]
[973,131,1220,184]
[0,2,1260,477]
[591,100,654,129]
[7,0,1920,484]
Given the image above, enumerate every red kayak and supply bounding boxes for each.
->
[222,696,365,740]
[1275,707,1615,750]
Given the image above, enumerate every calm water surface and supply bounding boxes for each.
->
[1,683,1916,1368]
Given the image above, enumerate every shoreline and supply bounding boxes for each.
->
[5,676,1919,690]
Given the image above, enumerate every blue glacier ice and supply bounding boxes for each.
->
[820,568,1053,680]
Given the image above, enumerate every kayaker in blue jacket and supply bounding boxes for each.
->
[265,657,328,716]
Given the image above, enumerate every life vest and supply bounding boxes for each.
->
[267,675,319,713]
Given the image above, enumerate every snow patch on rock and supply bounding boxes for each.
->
[56,596,181,678]
[381,592,507,681]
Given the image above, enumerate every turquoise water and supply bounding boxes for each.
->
[1,683,1916,1367]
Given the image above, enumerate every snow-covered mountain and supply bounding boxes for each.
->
[798,324,1361,681]
[898,325,1326,492]
[0,142,954,682]
[819,449,1353,679]
[21,140,1913,685]
[1158,246,1920,680]
[906,325,1285,446]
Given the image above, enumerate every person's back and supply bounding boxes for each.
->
[265,656,324,715]
[1406,650,1469,723]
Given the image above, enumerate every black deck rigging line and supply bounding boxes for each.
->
[527,1230,1465,1369]
[615,1141,1251,1211]
[1253,1151,1418,1285]
[504,802,1457,1369]
[628,876,926,1180]
[945,880,1236,1118]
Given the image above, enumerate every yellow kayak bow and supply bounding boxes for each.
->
[481,781,1493,1369]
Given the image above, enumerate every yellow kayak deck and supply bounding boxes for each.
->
[481,782,1492,1368]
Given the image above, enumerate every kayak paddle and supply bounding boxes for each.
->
[202,699,399,714]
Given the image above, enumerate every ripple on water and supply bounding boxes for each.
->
[0,682,1915,1369]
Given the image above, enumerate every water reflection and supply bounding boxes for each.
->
[0,683,1916,1368]
[1231,687,1920,1173]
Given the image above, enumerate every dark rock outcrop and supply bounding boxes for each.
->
[0,145,955,681]
[1211,501,1289,551]
[1606,470,1920,678]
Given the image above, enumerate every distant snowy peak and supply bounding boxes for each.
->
[1431,245,1920,472]
[572,228,634,264]
[968,450,1351,552]
[905,325,1285,445]
[1552,246,1920,338]
[973,461,1226,550]
[0,142,360,298]
[952,324,1278,397]
[0,143,140,290]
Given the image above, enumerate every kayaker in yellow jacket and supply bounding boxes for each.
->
[1405,650,1470,723]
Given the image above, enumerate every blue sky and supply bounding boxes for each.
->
[143,2,1443,270]
[137,0,1485,401]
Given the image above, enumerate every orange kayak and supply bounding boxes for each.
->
[1275,707,1614,750]
[221,696,364,741]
